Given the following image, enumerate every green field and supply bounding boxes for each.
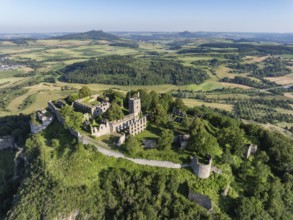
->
[0,37,293,136]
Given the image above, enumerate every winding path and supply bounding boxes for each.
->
[82,135,186,169]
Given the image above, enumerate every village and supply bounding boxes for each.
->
[0,57,23,72]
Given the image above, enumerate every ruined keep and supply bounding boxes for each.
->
[129,92,141,116]
[190,157,212,179]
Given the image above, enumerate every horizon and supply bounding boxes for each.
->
[1,0,293,33]
[1,30,293,35]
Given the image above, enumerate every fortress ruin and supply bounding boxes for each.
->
[84,92,147,137]
[190,157,212,179]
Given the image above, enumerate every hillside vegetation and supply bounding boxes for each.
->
[60,55,209,85]
[5,105,293,219]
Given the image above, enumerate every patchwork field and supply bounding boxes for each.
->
[182,98,233,111]
[0,37,293,137]
[265,73,293,85]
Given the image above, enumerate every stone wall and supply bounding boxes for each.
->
[90,123,111,137]
[92,101,110,117]
[129,116,147,135]
[245,144,257,158]
[48,101,64,124]
[117,133,126,146]
[188,191,213,211]
[72,101,93,114]
[109,113,136,133]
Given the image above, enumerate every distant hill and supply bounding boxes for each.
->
[60,55,209,85]
[115,31,293,43]
[51,30,120,40]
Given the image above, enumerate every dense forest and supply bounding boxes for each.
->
[220,76,277,89]
[228,57,292,77]
[60,55,209,85]
[109,42,139,48]
[199,43,293,55]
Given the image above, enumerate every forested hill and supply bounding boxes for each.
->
[51,30,120,41]
[60,55,209,85]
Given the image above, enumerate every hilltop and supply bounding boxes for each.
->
[51,30,120,41]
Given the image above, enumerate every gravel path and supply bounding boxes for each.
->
[82,135,185,169]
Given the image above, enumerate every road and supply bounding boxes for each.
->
[82,135,186,169]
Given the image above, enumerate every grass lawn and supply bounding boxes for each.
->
[135,123,161,141]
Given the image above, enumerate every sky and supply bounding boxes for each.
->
[0,0,293,33]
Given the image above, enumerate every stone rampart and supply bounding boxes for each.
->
[190,157,212,179]
[188,191,213,211]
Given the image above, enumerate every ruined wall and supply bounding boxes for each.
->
[188,191,213,211]
[117,134,126,146]
[48,101,64,124]
[109,113,136,133]
[91,123,110,137]
[129,116,147,135]
[92,102,110,117]
[72,101,93,114]
[245,144,257,158]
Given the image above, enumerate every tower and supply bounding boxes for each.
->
[129,92,141,116]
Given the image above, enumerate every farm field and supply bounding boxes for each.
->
[1,36,293,136]
[182,98,233,111]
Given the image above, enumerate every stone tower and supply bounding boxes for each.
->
[190,157,212,179]
[129,92,141,116]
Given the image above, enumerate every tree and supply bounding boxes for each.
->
[78,86,91,98]
[150,103,168,125]
[66,93,79,104]
[182,117,192,130]
[173,98,187,112]
[217,126,247,157]
[106,102,124,121]
[59,106,83,130]
[106,89,125,106]
[138,89,152,112]
[160,93,174,112]
[150,91,159,107]
[188,118,222,157]
[158,129,174,150]
[123,136,140,154]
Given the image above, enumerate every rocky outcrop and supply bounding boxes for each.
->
[0,135,14,150]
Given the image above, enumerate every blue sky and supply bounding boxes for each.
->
[0,0,292,33]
